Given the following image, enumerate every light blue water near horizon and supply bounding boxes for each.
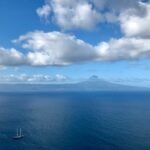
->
[0,91,150,150]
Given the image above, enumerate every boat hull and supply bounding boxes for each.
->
[13,135,24,140]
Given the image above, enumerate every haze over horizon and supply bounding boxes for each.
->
[0,0,150,87]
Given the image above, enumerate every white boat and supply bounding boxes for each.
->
[13,128,24,140]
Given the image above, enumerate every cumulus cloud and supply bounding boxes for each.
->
[14,31,97,66]
[36,0,103,30]
[0,47,25,66]
[1,0,150,68]
[0,74,69,83]
[96,37,150,61]
[36,0,145,30]
[120,2,150,38]
[13,31,150,66]
[51,0,102,30]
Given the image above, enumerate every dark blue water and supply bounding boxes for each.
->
[0,91,150,150]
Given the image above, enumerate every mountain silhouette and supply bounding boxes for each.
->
[0,77,148,92]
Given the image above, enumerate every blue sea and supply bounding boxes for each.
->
[0,91,150,150]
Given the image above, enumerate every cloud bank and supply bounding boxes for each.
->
[1,32,150,66]
[0,74,69,83]
[0,1,150,67]
[36,0,143,30]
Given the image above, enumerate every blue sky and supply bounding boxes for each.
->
[0,0,150,86]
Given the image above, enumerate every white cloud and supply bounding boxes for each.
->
[0,47,25,66]
[37,4,51,21]
[120,2,150,38]
[26,1,150,65]
[14,31,97,66]
[13,31,150,66]
[37,0,103,30]
[36,0,144,30]
[96,37,150,61]
[51,0,102,30]
[0,74,69,83]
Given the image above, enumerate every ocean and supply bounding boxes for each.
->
[0,91,150,150]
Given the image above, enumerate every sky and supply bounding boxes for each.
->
[0,0,150,86]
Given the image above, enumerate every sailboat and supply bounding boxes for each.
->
[13,128,24,140]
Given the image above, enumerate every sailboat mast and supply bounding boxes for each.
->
[17,128,18,136]
[20,128,21,136]
[13,128,24,139]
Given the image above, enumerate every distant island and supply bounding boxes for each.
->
[0,76,149,92]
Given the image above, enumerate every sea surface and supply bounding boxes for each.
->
[0,91,150,150]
